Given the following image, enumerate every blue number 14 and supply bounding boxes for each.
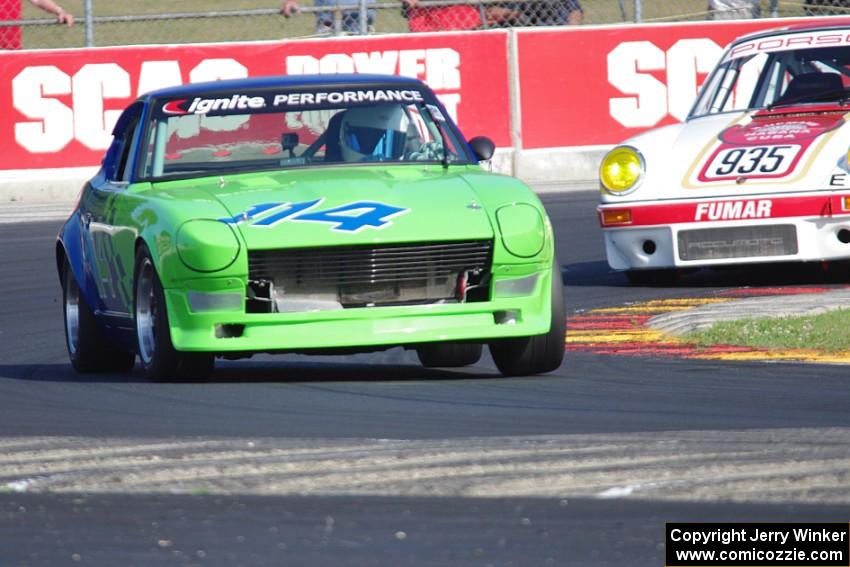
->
[221,199,409,232]
[294,201,407,232]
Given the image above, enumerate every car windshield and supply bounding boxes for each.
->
[691,32,850,118]
[139,85,470,180]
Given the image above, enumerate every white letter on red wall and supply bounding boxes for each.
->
[73,63,131,150]
[190,58,247,83]
[137,60,183,96]
[666,38,722,121]
[608,41,668,128]
[12,66,73,153]
[425,49,460,90]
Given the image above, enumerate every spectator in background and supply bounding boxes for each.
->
[281,0,375,34]
[805,0,850,15]
[707,0,760,19]
[401,0,580,31]
[401,0,482,31]
[481,0,581,28]
[510,0,582,26]
[1,0,73,49]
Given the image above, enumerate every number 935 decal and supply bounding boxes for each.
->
[698,144,801,182]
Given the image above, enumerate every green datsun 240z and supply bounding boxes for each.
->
[57,74,564,380]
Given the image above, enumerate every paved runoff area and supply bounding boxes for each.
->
[0,201,77,224]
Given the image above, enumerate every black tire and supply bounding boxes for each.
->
[417,343,483,368]
[489,266,566,377]
[134,247,214,382]
[62,259,135,373]
[624,268,680,286]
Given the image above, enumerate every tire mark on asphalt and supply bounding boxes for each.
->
[0,430,848,504]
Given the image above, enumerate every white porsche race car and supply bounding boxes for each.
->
[598,21,850,283]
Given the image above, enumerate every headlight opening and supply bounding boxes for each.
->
[600,146,644,195]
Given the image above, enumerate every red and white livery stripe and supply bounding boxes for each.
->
[598,193,849,227]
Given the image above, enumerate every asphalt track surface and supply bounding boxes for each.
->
[1,190,850,566]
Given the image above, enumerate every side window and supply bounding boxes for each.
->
[101,137,124,181]
[103,103,143,183]
[117,113,140,182]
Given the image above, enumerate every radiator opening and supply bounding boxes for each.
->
[246,241,493,313]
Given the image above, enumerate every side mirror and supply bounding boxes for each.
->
[468,136,495,161]
[281,133,300,157]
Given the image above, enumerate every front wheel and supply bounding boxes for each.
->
[134,247,213,382]
[489,267,566,377]
[62,259,135,374]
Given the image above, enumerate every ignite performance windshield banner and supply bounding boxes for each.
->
[157,89,427,117]
[665,523,850,567]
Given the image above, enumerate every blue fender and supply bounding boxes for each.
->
[57,210,101,315]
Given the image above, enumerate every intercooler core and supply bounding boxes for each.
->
[246,241,493,313]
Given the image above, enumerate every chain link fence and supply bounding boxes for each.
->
[3,0,850,50]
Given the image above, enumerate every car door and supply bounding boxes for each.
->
[80,102,144,321]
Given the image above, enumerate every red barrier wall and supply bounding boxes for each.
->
[0,18,834,173]
[515,19,812,149]
[0,31,509,171]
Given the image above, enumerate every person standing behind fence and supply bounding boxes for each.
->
[401,0,482,31]
[0,0,73,49]
[707,0,760,19]
[281,0,375,34]
[507,0,582,26]
[804,0,850,15]
[398,0,575,32]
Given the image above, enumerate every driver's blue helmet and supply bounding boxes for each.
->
[340,105,409,161]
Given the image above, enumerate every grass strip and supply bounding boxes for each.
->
[688,308,850,352]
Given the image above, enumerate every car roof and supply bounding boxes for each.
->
[731,19,850,46]
[141,73,426,101]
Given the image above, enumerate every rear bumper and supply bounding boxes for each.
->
[598,191,850,270]
[164,269,553,353]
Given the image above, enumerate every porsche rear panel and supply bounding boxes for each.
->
[677,225,798,261]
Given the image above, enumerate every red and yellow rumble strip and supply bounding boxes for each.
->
[566,287,850,363]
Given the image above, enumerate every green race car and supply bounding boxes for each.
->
[57,74,564,380]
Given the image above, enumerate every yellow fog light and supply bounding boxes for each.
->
[600,146,644,195]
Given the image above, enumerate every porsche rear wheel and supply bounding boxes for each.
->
[134,247,213,382]
[416,343,483,368]
[489,267,566,377]
[62,259,135,373]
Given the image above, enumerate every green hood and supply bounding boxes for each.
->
[181,166,496,249]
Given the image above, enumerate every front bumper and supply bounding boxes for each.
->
[163,269,553,353]
[599,191,850,270]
